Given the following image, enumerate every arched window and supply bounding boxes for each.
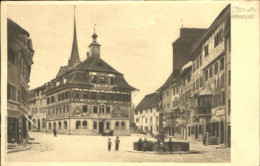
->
[83,121,87,129]
[93,121,97,129]
[42,118,46,128]
[64,121,68,129]
[76,121,81,129]
[115,121,119,129]
[58,121,62,129]
[106,122,110,130]
[121,122,125,130]
[48,122,52,130]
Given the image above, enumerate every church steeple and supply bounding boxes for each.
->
[89,25,101,58]
[68,6,81,68]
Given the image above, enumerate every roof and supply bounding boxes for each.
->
[8,18,30,37]
[135,93,160,111]
[56,57,122,79]
[68,16,81,68]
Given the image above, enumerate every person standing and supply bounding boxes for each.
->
[143,138,148,152]
[115,136,120,151]
[53,127,57,137]
[138,138,143,151]
[108,138,112,151]
[168,138,173,153]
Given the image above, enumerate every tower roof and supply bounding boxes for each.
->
[68,6,81,68]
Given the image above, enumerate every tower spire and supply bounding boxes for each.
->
[68,5,80,68]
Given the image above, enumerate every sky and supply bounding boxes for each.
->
[7,2,229,106]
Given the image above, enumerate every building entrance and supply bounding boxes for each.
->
[99,122,104,134]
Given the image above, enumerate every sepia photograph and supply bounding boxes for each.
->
[1,1,259,165]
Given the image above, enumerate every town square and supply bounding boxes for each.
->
[3,1,259,165]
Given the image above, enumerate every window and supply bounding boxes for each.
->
[205,70,208,81]
[199,125,202,134]
[228,70,231,86]
[64,121,67,129]
[204,45,209,57]
[99,105,105,113]
[51,96,55,103]
[83,121,87,129]
[93,121,97,129]
[47,97,50,104]
[136,118,139,123]
[7,83,16,101]
[115,121,119,129]
[83,93,88,99]
[116,107,120,114]
[91,92,97,99]
[209,67,213,78]
[83,105,88,113]
[214,62,218,75]
[91,75,98,84]
[121,122,125,130]
[106,122,110,130]
[106,106,110,113]
[8,49,18,66]
[150,117,153,123]
[67,105,70,112]
[110,77,114,85]
[220,58,224,71]
[214,29,223,47]
[21,85,27,102]
[74,92,80,99]
[76,121,81,129]
[193,82,195,92]
[49,123,52,130]
[100,93,106,100]
[145,118,148,123]
[228,99,231,115]
[58,121,62,129]
[93,106,98,113]
[100,76,106,84]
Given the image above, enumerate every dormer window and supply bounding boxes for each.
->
[56,81,60,87]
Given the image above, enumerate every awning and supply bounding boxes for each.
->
[24,115,38,128]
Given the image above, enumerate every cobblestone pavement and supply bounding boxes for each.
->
[6,132,230,163]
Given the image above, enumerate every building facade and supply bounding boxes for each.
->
[30,11,136,136]
[7,18,35,145]
[157,5,231,147]
[134,93,160,135]
[28,85,47,132]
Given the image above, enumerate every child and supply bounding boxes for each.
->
[108,138,112,151]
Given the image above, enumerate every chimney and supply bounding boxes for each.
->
[87,52,89,58]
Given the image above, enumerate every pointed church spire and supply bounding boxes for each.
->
[68,6,81,68]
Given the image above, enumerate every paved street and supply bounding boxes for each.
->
[6,132,230,162]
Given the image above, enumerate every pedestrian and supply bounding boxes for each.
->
[108,138,112,151]
[168,138,173,153]
[143,138,148,152]
[53,127,57,137]
[138,138,143,151]
[115,136,120,151]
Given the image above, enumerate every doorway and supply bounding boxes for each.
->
[38,119,41,130]
[195,125,198,139]
[220,121,224,144]
[99,122,104,134]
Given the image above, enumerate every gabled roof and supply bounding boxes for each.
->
[75,57,122,75]
[135,93,160,111]
[8,18,30,37]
